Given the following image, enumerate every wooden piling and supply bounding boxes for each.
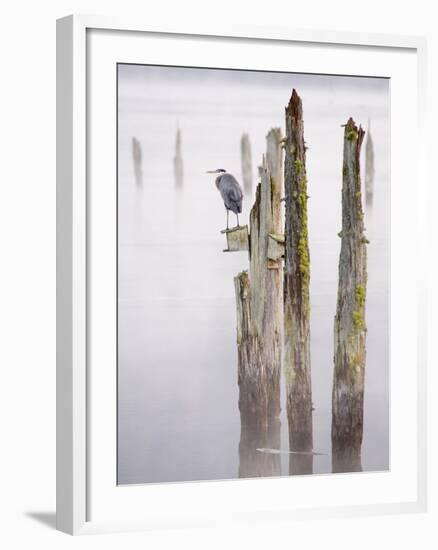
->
[221,226,249,252]
[234,128,283,430]
[332,117,367,473]
[173,127,184,189]
[132,137,143,187]
[241,133,253,195]
[283,89,313,472]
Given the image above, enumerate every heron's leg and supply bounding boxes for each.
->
[236,213,240,227]
[226,209,229,230]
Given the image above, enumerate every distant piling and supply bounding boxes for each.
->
[283,89,313,475]
[365,120,375,207]
[132,137,143,187]
[234,128,283,431]
[332,118,367,473]
[241,133,253,195]
[173,127,184,189]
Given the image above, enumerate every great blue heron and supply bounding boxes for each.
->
[206,168,243,229]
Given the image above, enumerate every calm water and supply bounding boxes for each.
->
[117,65,390,484]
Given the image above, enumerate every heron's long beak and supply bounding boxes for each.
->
[206,170,217,174]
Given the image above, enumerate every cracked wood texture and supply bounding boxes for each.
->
[234,128,283,431]
[331,118,367,473]
[283,90,313,474]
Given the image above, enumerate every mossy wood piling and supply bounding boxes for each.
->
[331,118,367,473]
[228,92,369,475]
[283,89,313,473]
[234,128,283,431]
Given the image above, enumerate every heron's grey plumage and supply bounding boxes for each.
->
[207,168,243,228]
[216,173,243,215]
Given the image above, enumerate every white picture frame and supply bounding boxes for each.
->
[56,14,428,535]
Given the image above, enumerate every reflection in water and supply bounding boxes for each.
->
[289,452,313,476]
[332,448,362,474]
[131,137,143,187]
[173,127,184,189]
[239,419,281,478]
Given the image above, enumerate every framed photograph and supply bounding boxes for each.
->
[56,15,427,535]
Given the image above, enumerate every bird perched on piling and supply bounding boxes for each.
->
[206,169,243,230]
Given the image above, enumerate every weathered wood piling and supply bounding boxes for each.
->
[332,117,367,473]
[241,133,253,195]
[365,120,375,207]
[234,128,283,430]
[283,89,313,474]
[173,127,184,189]
[132,137,143,187]
[221,226,249,252]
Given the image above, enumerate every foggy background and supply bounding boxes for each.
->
[117,64,389,484]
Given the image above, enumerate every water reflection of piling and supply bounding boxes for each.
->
[241,133,253,195]
[239,419,281,478]
[289,453,313,476]
[173,127,184,189]
[132,137,143,187]
[283,89,313,469]
[332,449,362,473]
[331,118,368,474]
[365,120,375,207]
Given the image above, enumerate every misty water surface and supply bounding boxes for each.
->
[117,65,390,484]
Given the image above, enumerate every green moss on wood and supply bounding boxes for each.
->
[351,284,366,331]
[346,130,358,141]
[293,169,310,317]
[352,310,365,331]
[349,351,364,374]
[355,284,366,308]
